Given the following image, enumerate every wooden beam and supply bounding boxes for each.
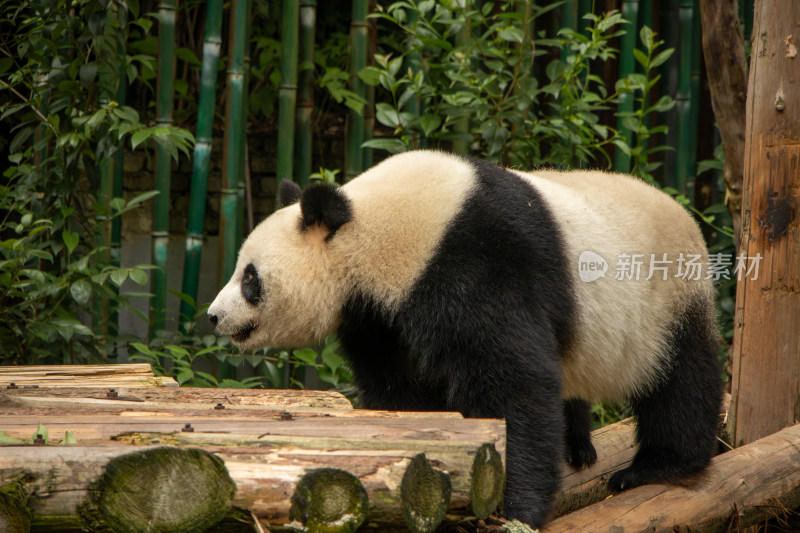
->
[730,0,800,446]
[0,364,177,388]
[544,424,800,532]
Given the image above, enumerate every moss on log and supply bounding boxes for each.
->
[289,468,368,533]
[469,443,505,519]
[0,491,30,533]
[77,447,236,533]
[400,454,451,533]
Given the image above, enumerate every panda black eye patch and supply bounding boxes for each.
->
[241,263,263,306]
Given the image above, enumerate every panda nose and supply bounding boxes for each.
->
[208,313,219,327]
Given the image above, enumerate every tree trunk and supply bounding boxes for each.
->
[698,0,748,245]
[544,423,800,532]
[729,0,800,447]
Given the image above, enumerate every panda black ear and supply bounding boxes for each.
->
[279,179,302,208]
[299,183,352,237]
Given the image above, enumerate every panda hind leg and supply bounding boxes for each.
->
[564,398,597,468]
[608,300,722,493]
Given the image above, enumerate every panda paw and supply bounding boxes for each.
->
[607,467,647,493]
[566,437,598,469]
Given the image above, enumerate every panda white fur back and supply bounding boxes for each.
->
[518,169,715,401]
[208,150,722,528]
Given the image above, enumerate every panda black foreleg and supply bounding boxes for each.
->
[608,302,722,493]
[564,398,597,468]
[446,351,565,529]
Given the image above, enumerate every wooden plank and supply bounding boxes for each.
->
[729,0,800,446]
[544,424,800,532]
[0,415,502,450]
[0,364,178,388]
[0,386,355,413]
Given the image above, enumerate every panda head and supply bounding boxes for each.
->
[207,179,353,349]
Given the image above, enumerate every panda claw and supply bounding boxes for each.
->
[566,439,597,469]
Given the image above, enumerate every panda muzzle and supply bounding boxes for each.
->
[230,322,257,343]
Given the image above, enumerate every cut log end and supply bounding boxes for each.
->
[401,453,451,533]
[78,447,236,533]
[469,443,505,519]
[289,468,368,533]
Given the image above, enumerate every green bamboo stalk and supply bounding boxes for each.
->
[362,0,377,170]
[345,0,368,181]
[217,0,250,380]
[658,0,680,188]
[179,0,224,333]
[560,0,577,63]
[150,0,177,337]
[295,0,316,187]
[674,0,694,193]
[220,0,248,283]
[235,0,251,249]
[276,0,299,194]
[614,0,639,174]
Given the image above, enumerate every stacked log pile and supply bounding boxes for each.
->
[0,366,799,532]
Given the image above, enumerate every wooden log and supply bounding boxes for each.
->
[544,423,800,532]
[0,364,177,388]
[0,416,505,531]
[0,386,355,415]
[79,447,236,533]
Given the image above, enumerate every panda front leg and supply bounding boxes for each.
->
[449,356,565,529]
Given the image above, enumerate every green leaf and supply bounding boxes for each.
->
[109,269,128,286]
[292,347,318,365]
[361,138,407,153]
[63,431,78,444]
[79,62,98,87]
[176,369,194,385]
[33,422,48,443]
[62,230,79,255]
[245,353,263,367]
[0,431,24,444]
[218,379,246,389]
[131,129,150,150]
[358,66,382,86]
[418,114,442,136]
[497,26,524,43]
[129,268,148,286]
[262,361,282,388]
[649,48,674,69]
[88,9,106,35]
[70,279,92,305]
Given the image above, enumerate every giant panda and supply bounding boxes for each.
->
[207,150,722,528]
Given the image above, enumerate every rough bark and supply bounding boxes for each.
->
[698,0,748,245]
[544,424,800,532]
[0,363,177,388]
[0,386,355,414]
[0,416,505,532]
[729,0,800,447]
